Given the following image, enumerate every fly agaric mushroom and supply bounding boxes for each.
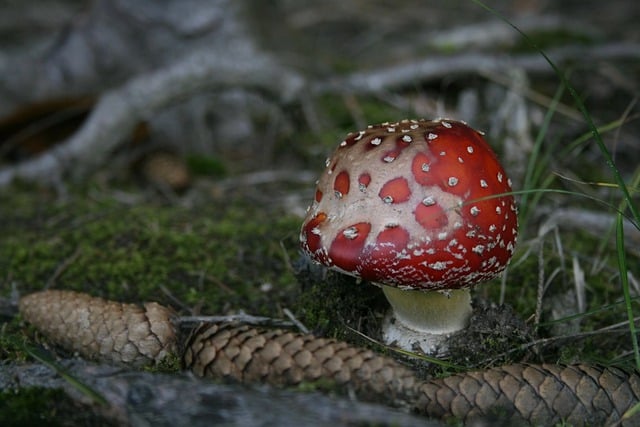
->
[300,119,518,354]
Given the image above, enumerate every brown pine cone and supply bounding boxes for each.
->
[183,322,420,406]
[19,290,177,367]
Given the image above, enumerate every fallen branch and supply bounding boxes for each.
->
[0,360,433,427]
[0,50,304,186]
[540,206,640,247]
[1,26,638,188]
[313,42,640,95]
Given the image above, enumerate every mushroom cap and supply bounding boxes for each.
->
[300,119,518,291]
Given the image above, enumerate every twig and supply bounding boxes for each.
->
[571,256,586,315]
[539,207,640,248]
[45,247,82,289]
[312,42,640,95]
[178,314,294,329]
[282,308,309,334]
[485,316,640,365]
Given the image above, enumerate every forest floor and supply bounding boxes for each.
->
[1,1,639,425]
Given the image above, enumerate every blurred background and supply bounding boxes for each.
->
[0,0,639,423]
[1,0,638,186]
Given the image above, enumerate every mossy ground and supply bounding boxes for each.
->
[1,38,638,423]
[2,91,637,374]
[0,183,302,319]
[0,143,637,425]
[0,387,117,427]
[0,2,638,425]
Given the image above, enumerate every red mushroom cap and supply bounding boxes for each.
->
[300,119,518,291]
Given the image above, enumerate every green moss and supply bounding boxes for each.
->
[0,318,29,362]
[146,353,182,374]
[294,265,389,342]
[0,387,115,427]
[0,185,301,318]
[186,154,227,177]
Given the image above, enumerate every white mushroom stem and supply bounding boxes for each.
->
[381,286,472,334]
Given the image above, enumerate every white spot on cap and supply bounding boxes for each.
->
[383,196,393,204]
[429,261,448,270]
[354,130,366,141]
[442,121,452,128]
[311,227,321,236]
[472,245,485,255]
[343,227,359,240]
[402,135,413,143]
[470,206,480,216]
[489,224,497,232]
[410,124,419,130]
[480,179,488,188]
[325,158,331,167]
[428,133,438,140]
[334,191,343,199]
[457,157,464,163]
[383,155,396,163]
[371,137,382,146]
[467,146,474,154]
[496,206,502,215]
[387,127,396,132]
[507,178,513,188]
[448,177,459,187]
[340,140,347,147]
[422,196,436,206]
[438,232,448,240]
[497,172,503,183]
[439,151,446,156]
[421,163,430,172]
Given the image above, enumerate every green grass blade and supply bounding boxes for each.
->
[616,212,640,369]
[24,345,109,406]
[518,81,564,227]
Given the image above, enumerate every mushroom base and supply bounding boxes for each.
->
[380,286,472,353]
[381,315,451,356]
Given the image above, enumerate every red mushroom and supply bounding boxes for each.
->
[300,119,518,353]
